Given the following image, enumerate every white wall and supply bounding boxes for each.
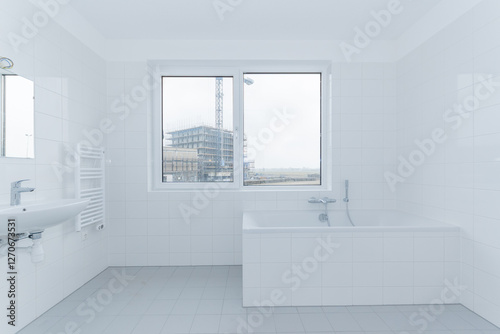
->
[104,40,398,63]
[394,0,500,327]
[105,60,396,266]
[0,2,108,333]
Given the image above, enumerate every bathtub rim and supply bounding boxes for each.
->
[242,209,461,234]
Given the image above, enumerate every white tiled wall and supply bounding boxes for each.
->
[105,61,397,267]
[395,0,500,327]
[0,3,108,333]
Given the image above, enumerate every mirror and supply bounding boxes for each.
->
[0,69,34,158]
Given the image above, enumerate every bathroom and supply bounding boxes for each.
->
[0,0,499,333]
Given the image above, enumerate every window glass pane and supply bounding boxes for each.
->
[243,73,321,186]
[162,77,233,183]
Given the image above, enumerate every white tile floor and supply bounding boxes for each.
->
[19,266,500,334]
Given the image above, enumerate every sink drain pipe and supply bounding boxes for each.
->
[0,232,45,263]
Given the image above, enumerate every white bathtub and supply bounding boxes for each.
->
[242,209,461,307]
[243,209,459,233]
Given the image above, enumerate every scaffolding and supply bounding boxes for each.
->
[164,126,234,182]
[162,146,199,182]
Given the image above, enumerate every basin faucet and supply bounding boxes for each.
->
[11,179,35,206]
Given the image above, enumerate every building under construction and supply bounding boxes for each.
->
[163,126,234,182]
[162,146,198,182]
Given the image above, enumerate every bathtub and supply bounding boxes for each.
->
[242,209,461,307]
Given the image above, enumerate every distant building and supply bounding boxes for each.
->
[243,134,255,180]
[162,147,199,182]
[164,126,234,182]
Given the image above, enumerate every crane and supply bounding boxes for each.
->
[214,76,253,181]
[215,77,224,180]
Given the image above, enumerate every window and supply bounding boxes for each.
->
[162,77,234,183]
[243,73,321,186]
[153,62,328,190]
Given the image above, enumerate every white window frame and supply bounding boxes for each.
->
[149,60,332,192]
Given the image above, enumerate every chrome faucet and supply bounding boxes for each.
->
[11,179,35,206]
[308,197,337,205]
[308,197,336,226]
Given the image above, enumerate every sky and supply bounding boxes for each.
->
[162,74,321,169]
[163,77,234,133]
[244,73,320,169]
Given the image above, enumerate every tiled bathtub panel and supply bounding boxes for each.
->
[243,230,460,306]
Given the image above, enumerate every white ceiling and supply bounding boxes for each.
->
[69,0,442,41]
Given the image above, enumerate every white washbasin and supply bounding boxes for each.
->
[0,199,89,235]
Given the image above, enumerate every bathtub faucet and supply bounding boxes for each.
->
[308,197,336,205]
[308,197,336,226]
